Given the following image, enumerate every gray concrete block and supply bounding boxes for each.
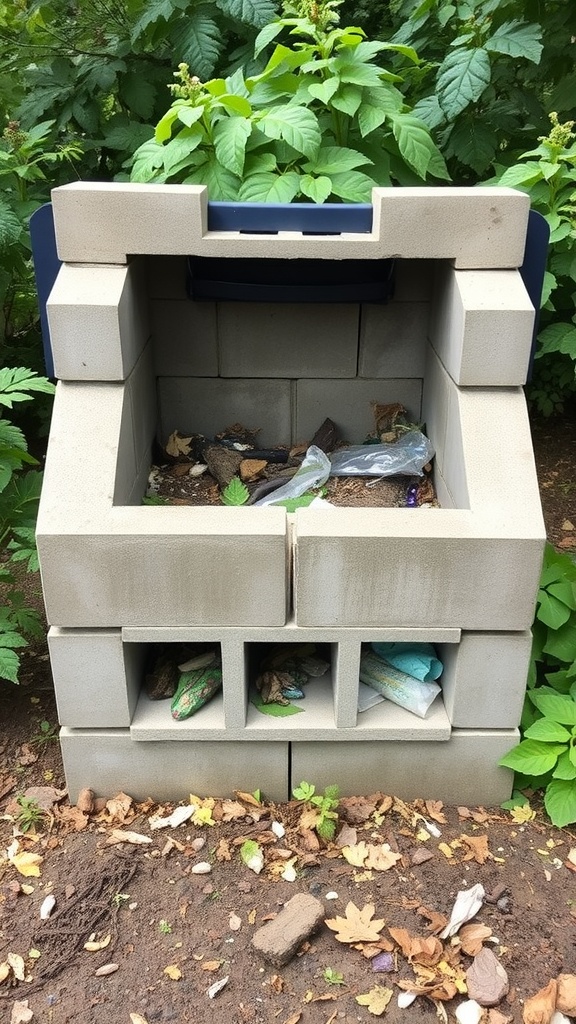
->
[126,343,157,468]
[151,299,218,376]
[440,631,532,728]
[51,183,529,267]
[429,265,535,385]
[218,303,359,378]
[157,377,293,447]
[48,627,143,728]
[59,729,290,802]
[47,260,149,381]
[359,303,428,379]
[252,893,325,966]
[295,378,423,444]
[291,730,518,804]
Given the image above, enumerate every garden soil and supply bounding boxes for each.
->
[0,409,575,1024]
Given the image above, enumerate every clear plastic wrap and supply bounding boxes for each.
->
[359,650,441,718]
[329,430,435,477]
[370,642,443,682]
[253,445,331,506]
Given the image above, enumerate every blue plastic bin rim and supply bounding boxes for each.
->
[207,201,374,233]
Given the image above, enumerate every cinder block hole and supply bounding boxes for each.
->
[246,642,334,726]
[357,641,444,723]
[136,641,225,731]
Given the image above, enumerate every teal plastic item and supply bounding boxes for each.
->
[370,642,443,682]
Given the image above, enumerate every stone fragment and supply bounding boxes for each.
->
[76,788,95,813]
[203,444,243,487]
[466,947,509,1007]
[556,975,576,1016]
[251,892,325,966]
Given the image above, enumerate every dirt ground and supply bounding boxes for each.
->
[0,408,575,1024]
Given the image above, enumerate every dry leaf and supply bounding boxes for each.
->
[509,804,535,824]
[7,954,25,982]
[388,929,443,967]
[129,1015,150,1024]
[342,842,369,867]
[55,805,88,831]
[424,800,447,824]
[418,907,449,934]
[397,974,458,1002]
[106,829,151,846]
[269,974,284,993]
[234,790,262,808]
[557,974,576,1015]
[248,908,257,925]
[104,792,133,823]
[216,839,231,862]
[356,985,393,1015]
[365,844,402,872]
[0,962,11,983]
[461,834,492,864]
[9,852,43,878]
[166,431,192,457]
[523,979,557,1024]
[200,961,222,972]
[221,800,248,821]
[459,924,493,956]
[18,745,38,766]
[163,965,182,981]
[10,1000,33,1024]
[458,806,472,819]
[438,843,454,860]
[325,902,386,943]
[281,1014,301,1024]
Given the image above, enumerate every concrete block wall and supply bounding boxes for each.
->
[38,183,546,804]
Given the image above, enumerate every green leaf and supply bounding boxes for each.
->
[543,618,576,663]
[552,750,576,780]
[120,72,157,120]
[548,582,576,611]
[499,739,565,775]
[437,47,491,120]
[258,105,321,160]
[331,59,384,89]
[254,21,283,57]
[0,419,27,454]
[445,119,497,174]
[485,21,543,64]
[0,369,55,410]
[130,138,165,182]
[299,174,331,203]
[219,95,252,117]
[537,591,572,630]
[251,696,304,716]
[524,718,571,743]
[329,170,376,202]
[162,128,203,177]
[213,116,252,176]
[307,146,372,174]
[307,78,340,104]
[0,200,23,252]
[238,171,301,203]
[170,12,223,81]
[131,0,180,41]
[216,0,277,28]
[412,95,445,130]
[330,85,362,116]
[0,646,21,684]
[220,476,249,506]
[496,163,542,189]
[537,323,576,358]
[177,106,205,129]
[529,691,576,726]
[184,157,240,200]
[391,113,436,179]
[544,778,576,828]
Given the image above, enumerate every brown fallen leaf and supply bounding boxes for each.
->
[104,792,134,824]
[459,923,493,956]
[200,961,222,972]
[365,843,402,872]
[488,1011,512,1024]
[425,800,447,824]
[360,938,395,958]
[335,824,358,848]
[356,984,393,1015]
[229,913,242,931]
[388,928,443,967]
[10,1000,33,1024]
[461,834,492,864]
[458,806,472,819]
[216,838,232,861]
[106,829,152,846]
[281,1014,301,1024]
[163,964,182,981]
[339,796,378,824]
[397,975,457,1002]
[522,979,557,1024]
[0,775,16,801]
[342,841,369,867]
[325,902,386,944]
[165,431,192,457]
[269,974,284,992]
[556,974,576,1015]
[18,745,38,766]
[55,805,88,831]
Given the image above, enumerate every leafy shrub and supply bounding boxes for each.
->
[130,0,449,201]
[500,544,576,827]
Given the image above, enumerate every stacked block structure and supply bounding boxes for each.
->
[37,182,546,805]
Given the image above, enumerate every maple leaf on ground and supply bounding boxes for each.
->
[458,923,493,956]
[325,902,386,943]
[356,985,393,1016]
[365,843,402,871]
[417,906,449,934]
[461,833,492,864]
[388,928,443,967]
[342,841,369,867]
[165,431,192,457]
[425,800,447,824]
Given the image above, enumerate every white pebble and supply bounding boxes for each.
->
[325,891,339,900]
[397,992,417,1008]
[455,1000,484,1024]
[191,862,212,874]
[271,821,285,839]
[39,895,56,919]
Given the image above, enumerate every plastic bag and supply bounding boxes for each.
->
[359,650,441,718]
[370,642,443,682]
[329,430,434,477]
[254,445,331,506]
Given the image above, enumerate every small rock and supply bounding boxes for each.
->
[39,895,56,919]
[411,848,434,866]
[76,788,95,814]
[456,1000,484,1024]
[252,893,325,967]
[466,947,509,1007]
[191,862,211,875]
[95,963,119,976]
[562,520,574,531]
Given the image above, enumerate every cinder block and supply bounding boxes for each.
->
[359,303,428,378]
[291,730,518,804]
[126,343,157,468]
[59,729,290,802]
[295,378,423,444]
[51,183,529,267]
[218,303,359,378]
[157,377,292,447]
[429,266,535,385]
[47,260,149,381]
[440,632,532,728]
[151,299,218,376]
[48,627,143,728]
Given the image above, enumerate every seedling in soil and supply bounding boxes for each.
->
[30,719,58,747]
[15,796,45,833]
[322,968,345,986]
[158,919,172,934]
[111,892,131,908]
[220,477,249,506]
[292,781,340,841]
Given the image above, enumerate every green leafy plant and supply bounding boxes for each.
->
[130,0,449,201]
[220,477,250,506]
[158,919,172,934]
[292,780,340,840]
[15,795,45,833]
[30,720,59,747]
[111,892,131,908]
[0,367,54,684]
[493,114,576,416]
[499,543,576,827]
[323,967,345,985]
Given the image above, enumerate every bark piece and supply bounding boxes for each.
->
[203,444,244,487]
[466,948,510,1007]
[252,893,325,966]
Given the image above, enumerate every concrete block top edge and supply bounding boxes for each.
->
[50,183,530,266]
